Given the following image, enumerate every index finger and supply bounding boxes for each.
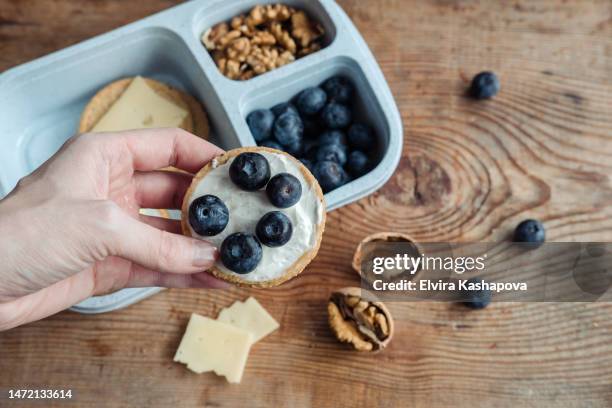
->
[107,128,224,173]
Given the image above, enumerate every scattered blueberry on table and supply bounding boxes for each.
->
[513,219,546,248]
[469,71,500,99]
[462,278,492,309]
[246,75,379,194]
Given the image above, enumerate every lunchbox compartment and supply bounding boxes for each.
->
[192,0,337,81]
[0,26,233,196]
[238,56,390,201]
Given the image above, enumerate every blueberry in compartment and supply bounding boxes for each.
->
[220,232,263,274]
[322,76,354,104]
[299,158,315,173]
[321,102,352,129]
[295,87,327,116]
[271,102,298,117]
[260,139,283,150]
[246,109,275,142]
[346,150,370,178]
[513,219,545,248]
[256,211,293,247]
[318,130,347,146]
[266,172,302,208]
[302,140,319,160]
[229,152,271,191]
[274,111,304,147]
[282,138,304,157]
[302,117,324,139]
[188,195,229,236]
[347,123,376,151]
[469,71,500,100]
[315,143,347,166]
[313,160,348,193]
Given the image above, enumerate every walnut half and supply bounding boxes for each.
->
[327,287,394,352]
[352,232,424,285]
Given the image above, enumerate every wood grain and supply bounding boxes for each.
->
[1,0,612,407]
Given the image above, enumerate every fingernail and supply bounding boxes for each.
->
[193,241,218,268]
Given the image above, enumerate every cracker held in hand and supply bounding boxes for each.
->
[182,146,326,288]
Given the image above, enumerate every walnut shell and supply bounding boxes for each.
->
[328,287,394,352]
[352,232,424,284]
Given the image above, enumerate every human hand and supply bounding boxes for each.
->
[0,128,227,330]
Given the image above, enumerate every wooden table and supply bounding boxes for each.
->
[2,1,612,407]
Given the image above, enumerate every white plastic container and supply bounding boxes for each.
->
[0,0,403,313]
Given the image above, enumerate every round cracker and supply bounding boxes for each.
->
[181,147,327,288]
[78,77,209,139]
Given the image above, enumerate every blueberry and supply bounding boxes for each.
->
[229,152,271,191]
[188,195,229,236]
[303,140,319,160]
[266,172,302,208]
[469,71,500,99]
[318,130,347,146]
[321,76,354,103]
[462,278,492,309]
[315,143,347,166]
[321,102,352,129]
[299,158,314,173]
[302,117,324,139]
[513,219,545,248]
[246,109,275,142]
[220,232,262,274]
[347,123,375,151]
[346,150,370,178]
[273,111,303,146]
[313,160,348,193]
[282,138,303,157]
[295,87,327,116]
[271,102,298,117]
[260,139,283,150]
[256,211,293,247]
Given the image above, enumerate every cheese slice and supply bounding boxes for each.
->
[174,314,253,384]
[217,297,279,344]
[92,76,188,132]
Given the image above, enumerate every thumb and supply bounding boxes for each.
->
[109,211,217,274]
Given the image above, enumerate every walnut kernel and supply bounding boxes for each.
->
[327,287,394,352]
[201,4,325,80]
[291,11,324,48]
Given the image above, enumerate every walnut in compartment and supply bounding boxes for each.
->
[201,3,325,80]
